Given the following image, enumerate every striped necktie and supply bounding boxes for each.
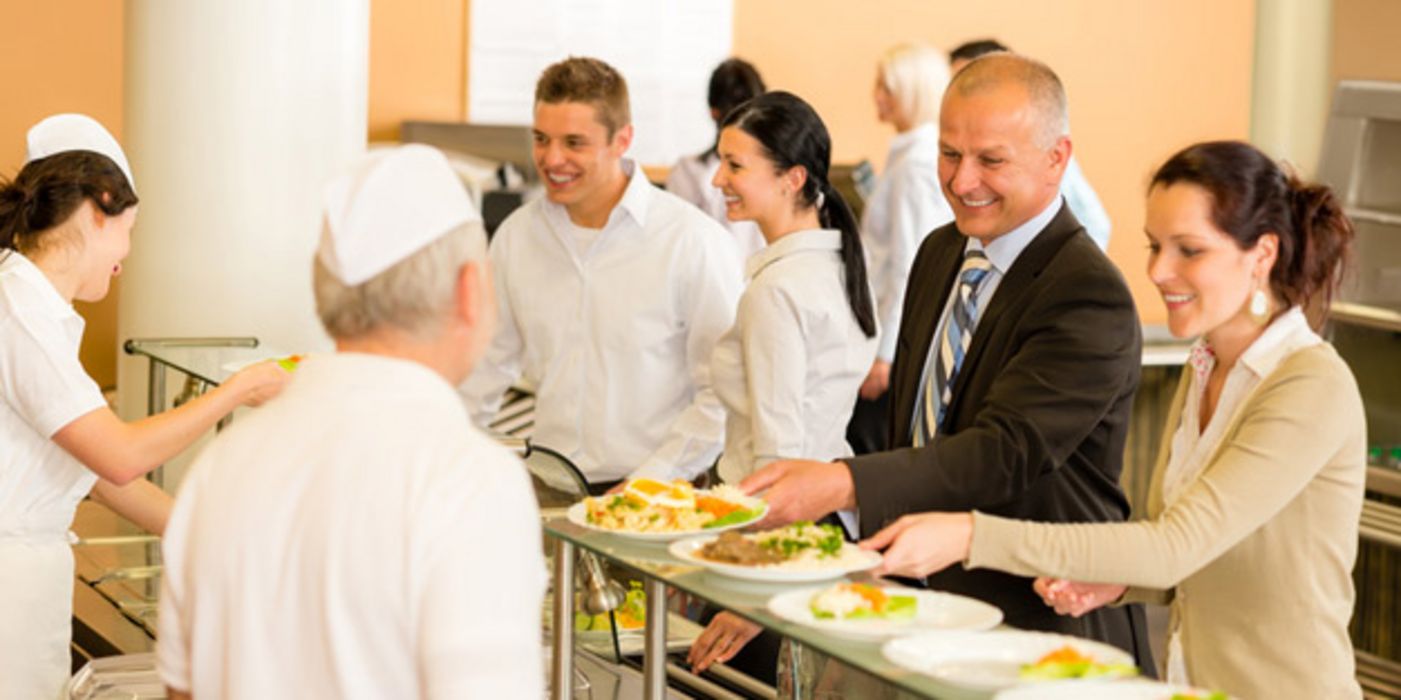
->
[914,249,992,446]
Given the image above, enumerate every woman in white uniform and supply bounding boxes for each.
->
[666,58,768,260]
[847,42,954,455]
[0,114,288,698]
[689,91,878,677]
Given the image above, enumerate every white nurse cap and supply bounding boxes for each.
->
[318,144,481,286]
[25,113,136,194]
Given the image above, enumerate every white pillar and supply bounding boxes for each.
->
[1251,0,1333,177]
[117,1,368,421]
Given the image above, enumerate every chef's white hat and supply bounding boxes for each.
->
[25,114,136,194]
[318,144,481,286]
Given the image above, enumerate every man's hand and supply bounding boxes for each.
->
[1033,577,1126,618]
[859,359,891,400]
[739,459,856,529]
[687,612,762,673]
[860,512,972,578]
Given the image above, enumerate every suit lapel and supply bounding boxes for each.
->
[892,231,963,444]
[942,206,1082,430]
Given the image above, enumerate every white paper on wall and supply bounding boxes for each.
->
[468,0,733,167]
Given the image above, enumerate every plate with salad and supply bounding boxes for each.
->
[767,583,1002,641]
[566,479,766,541]
[668,521,881,582]
[882,630,1136,691]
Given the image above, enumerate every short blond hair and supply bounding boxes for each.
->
[878,43,950,127]
[535,57,631,137]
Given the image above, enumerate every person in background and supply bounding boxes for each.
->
[0,114,288,699]
[689,90,878,675]
[667,58,768,260]
[862,140,1362,699]
[738,54,1153,669]
[848,42,955,456]
[950,38,1113,251]
[461,57,742,491]
[158,145,545,699]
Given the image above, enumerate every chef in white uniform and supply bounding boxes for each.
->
[158,144,545,699]
[0,114,287,699]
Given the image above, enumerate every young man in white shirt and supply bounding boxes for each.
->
[158,145,545,699]
[461,57,743,490]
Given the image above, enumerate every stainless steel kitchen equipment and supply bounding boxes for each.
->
[1316,79,1401,698]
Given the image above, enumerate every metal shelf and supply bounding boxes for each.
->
[1368,465,1401,499]
[1331,302,1401,333]
[1346,207,1401,227]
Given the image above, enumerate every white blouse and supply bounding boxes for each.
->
[711,229,878,484]
[861,123,954,362]
[0,251,105,536]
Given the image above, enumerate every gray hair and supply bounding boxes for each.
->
[949,53,1070,149]
[313,221,488,340]
[878,43,951,127]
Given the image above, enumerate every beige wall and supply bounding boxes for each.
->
[734,0,1256,325]
[368,0,469,142]
[1332,0,1401,84]
[0,3,125,388]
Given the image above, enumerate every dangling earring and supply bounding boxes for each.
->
[1249,282,1271,325]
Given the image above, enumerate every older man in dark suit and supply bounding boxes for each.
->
[717,53,1152,670]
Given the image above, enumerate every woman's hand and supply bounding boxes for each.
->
[687,612,762,673]
[859,359,891,400]
[1033,577,1126,617]
[226,361,291,407]
[860,512,972,578]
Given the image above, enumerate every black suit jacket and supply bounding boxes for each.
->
[848,204,1148,651]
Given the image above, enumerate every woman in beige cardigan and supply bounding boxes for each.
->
[861,140,1364,699]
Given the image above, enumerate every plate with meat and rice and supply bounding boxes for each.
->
[668,521,882,582]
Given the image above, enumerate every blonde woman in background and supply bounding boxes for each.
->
[848,43,954,454]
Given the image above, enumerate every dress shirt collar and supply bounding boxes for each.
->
[888,122,937,158]
[0,250,79,323]
[543,158,655,234]
[1238,306,1319,377]
[965,196,1063,274]
[745,228,841,280]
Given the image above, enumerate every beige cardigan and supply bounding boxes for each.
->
[968,343,1366,700]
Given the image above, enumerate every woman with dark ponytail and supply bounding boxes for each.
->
[0,115,289,697]
[666,58,768,259]
[860,140,1365,699]
[687,91,877,675]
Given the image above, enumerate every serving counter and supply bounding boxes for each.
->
[544,517,987,700]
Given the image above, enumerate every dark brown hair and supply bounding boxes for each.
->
[0,151,138,255]
[722,91,876,338]
[535,57,630,137]
[1150,140,1354,313]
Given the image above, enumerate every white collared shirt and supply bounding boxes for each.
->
[911,197,1063,439]
[1061,156,1111,251]
[159,353,545,699]
[712,229,878,484]
[1159,305,1321,685]
[0,251,105,536]
[461,160,744,482]
[666,151,767,261]
[862,123,954,361]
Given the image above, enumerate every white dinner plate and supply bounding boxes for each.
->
[882,629,1136,691]
[994,679,1229,699]
[766,586,1003,641]
[668,535,882,582]
[565,498,766,542]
